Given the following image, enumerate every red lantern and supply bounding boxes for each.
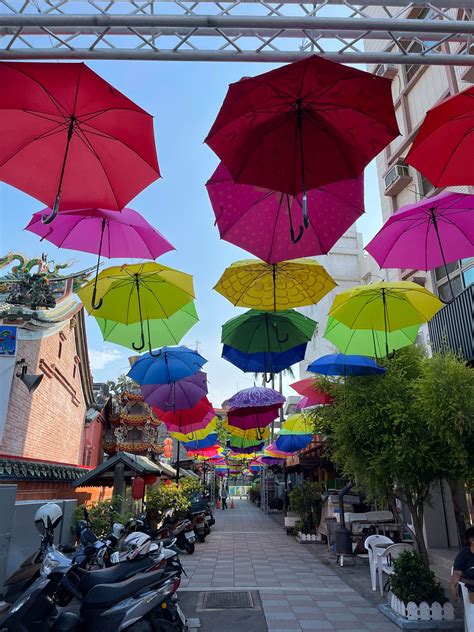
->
[164,438,173,446]
[143,474,157,485]
[131,477,145,500]
[164,479,172,486]
[164,447,172,458]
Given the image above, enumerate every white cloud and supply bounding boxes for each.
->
[89,348,124,372]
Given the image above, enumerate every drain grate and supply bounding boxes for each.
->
[200,591,255,610]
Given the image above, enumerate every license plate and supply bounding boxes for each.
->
[176,604,187,626]
[185,531,195,541]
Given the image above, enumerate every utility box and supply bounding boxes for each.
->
[0,486,16,589]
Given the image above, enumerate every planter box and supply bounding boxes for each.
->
[296,532,321,543]
[390,595,454,622]
[379,600,463,631]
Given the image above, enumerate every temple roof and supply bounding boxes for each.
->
[0,455,88,482]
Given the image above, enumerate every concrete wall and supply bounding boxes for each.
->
[0,485,77,588]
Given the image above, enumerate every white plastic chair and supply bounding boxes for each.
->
[377,543,413,595]
[364,534,394,591]
[459,581,474,632]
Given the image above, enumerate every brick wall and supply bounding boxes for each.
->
[8,481,113,504]
[0,321,86,464]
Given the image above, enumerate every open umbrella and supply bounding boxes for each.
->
[207,163,364,256]
[206,55,398,236]
[128,346,207,385]
[222,343,307,374]
[182,433,219,451]
[78,264,195,353]
[25,207,174,309]
[157,397,214,431]
[323,316,419,358]
[229,434,264,451]
[365,192,474,301]
[188,446,223,459]
[170,417,217,442]
[227,386,285,410]
[225,423,270,442]
[275,433,312,453]
[227,407,281,431]
[0,62,159,223]
[307,353,386,377]
[406,85,474,188]
[280,414,313,435]
[328,281,444,357]
[222,309,316,354]
[95,302,198,351]
[215,259,336,311]
[290,378,334,405]
[141,371,208,411]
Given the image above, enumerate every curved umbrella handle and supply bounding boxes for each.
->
[91,287,103,310]
[132,327,146,352]
[41,201,59,225]
[264,372,273,384]
[290,225,304,244]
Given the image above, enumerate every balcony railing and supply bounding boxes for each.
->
[428,285,474,363]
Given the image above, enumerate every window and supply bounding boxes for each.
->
[434,261,459,282]
[434,258,473,301]
[419,172,435,197]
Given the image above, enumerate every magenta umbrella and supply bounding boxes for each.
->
[365,191,474,300]
[206,163,364,261]
[227,406,281,430]
[141,372,208,411]
[25,207,174,309]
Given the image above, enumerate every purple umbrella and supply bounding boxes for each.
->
[25,207,174,309]
[141,371,208,411]
[365,192,474,300]
[227,386,285,411]
[206,163,364,263]
[227,406,281,430]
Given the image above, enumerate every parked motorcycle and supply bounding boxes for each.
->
[154,510,196,555]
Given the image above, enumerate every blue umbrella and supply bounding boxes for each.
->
[182,433,218,451]
[307,353,385,377]
[128,345,207,385]
[222,343,307,373]
[275,433,313,453]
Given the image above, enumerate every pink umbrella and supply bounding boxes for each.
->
[290,378,334,405]
[25,207,174,309]
[227,406,280,430]
[206,163,364,262]
[365,191,474,301]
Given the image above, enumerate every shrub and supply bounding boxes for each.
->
[248,483,261,504]
[179,478,204,498]
[289,481,324,532]
[146,483,191,523]
[73,497,133,538]
[390,550,447,605]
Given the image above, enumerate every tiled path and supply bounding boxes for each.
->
[181,499,399,632]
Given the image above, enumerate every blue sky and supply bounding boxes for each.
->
[0,60,384,406]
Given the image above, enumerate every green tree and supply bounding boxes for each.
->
[312,347,474,560]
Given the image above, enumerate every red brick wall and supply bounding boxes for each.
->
[1,321,86,464]
[81,417,104,468]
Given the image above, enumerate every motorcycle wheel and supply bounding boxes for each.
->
[197,534,206,543]
[184,541,195,554]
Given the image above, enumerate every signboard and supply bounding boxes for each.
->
[0,326,17,356]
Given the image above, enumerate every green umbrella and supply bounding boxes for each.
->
[95,301,198,350]
[221,309,316,354]
[324,316,420,358]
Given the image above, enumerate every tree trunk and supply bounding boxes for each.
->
[406,500,429,562]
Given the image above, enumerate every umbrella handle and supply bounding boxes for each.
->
[290,225,304,244]
[41,199,59,225]
[132,328,146,352]
[91,286,103,310]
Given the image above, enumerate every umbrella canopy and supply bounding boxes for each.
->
[280,414,313,435]
[307,353,386,377]
[0,62,159,223]
[182,433,219,451]
[296,397,311,411]
[141,371,208,411]
[205,55,398,204]
[222,309,316,354]
[365,192,474,301]
[275,433,312,453]
[290,378,334,405]
[188,446,223,459]
[95,302,199,351]
[222,343,307,374]
[406,85,474,188]
[229,434,264,450]
[227,386,285,410]
[256,455,285,465]
[128,346,207,385]
[225,423,270,441]
[170,417,217,442]
[207,162,364,261]
[215,259,336,311]
[323,316,419,358]
[157,398,214,431]
[227,407,280,430]
[328,281,444,356]
[78,263,195,352]
[229,443,264,454]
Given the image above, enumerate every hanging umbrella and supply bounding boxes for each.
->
[205,55,398,236]
[290,378,334,405]
[157,398,214,431]
[249,461,262,473]
[222,309,316,354]
[296,397,311,411]
[229,434,264,451]
[188,445,223,459]
[182,433,219,451]
[170,417,217,442]
[406,85,474,188]
[25,207,174,309]
[207,163,364,256]
[328,281,444,357]
[141,371,208,411]
[227,386,285,410]
[275,433,312,453]
[225,423,270,441]
[222,343,307,374]
[227,407,280,430]
[365,192,474,301]
[256,455,285,465]
[280,414,313,435]
[78,263,195,353]
[215,259,336,311]
[229,443,264,455]
[307,353,386,377]
[323,316,419,358]
[128,346,206,385]
[95,302,199,351]
[0,62,159,224]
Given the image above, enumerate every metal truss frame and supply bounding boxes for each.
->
[260,465,269,513]
[0,1,473,65]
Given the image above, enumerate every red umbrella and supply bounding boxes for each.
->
[290,378,333,405]
[206,56,398,237]
[0,62,160,223]
[406,85,474,187]
[155,397,214,432]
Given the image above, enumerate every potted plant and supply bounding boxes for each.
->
[388,550,454,622]
[289,481,323,536]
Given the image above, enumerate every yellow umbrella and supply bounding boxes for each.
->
[214,258,336,311]
[225,421,270,441]
[280,413,312,435]
[329,281,444,356]
[170,417,217,442]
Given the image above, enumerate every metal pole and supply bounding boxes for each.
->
[176,441,180,487]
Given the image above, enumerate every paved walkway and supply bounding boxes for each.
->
[181,499,399,632]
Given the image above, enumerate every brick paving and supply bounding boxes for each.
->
[180,499,399,632]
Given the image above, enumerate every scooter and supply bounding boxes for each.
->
[155,510,196,555]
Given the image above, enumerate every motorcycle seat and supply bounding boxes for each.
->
[81,569,165,609]
[77,556,153,595]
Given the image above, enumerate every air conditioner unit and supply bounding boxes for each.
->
[384,163,412,196]
[375,64,398,80]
